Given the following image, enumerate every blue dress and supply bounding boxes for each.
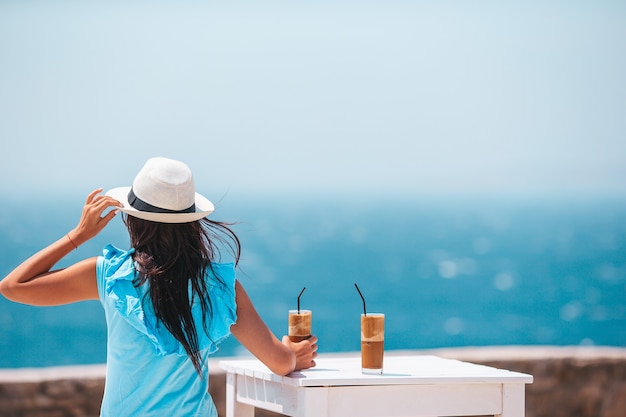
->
[96,244,237,417]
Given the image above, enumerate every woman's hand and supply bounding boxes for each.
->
[281,335,319,371]
[68,189,122,247]
[0,189,122,306]
[232,281,319,376]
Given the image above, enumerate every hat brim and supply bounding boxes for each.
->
[106,186,215,224]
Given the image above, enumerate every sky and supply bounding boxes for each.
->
[1,0,625,200]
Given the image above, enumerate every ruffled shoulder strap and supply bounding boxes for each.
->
[97,244,237,356]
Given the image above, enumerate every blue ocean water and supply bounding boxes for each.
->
[1,193,625,368]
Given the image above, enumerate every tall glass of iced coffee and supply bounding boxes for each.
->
[361,313,384,374]
[288,309,312,342]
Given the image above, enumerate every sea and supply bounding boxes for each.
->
[1,192,625,368]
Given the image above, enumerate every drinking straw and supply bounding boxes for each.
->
[354,283,367,316]
[297,287,306,314]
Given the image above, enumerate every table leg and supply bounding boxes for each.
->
[225,372,254,417]
[499,383,526,417]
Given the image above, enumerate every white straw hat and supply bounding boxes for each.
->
[106,157,214,223]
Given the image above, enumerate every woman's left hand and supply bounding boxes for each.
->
[69,188,122,247]
[0,188,122,305]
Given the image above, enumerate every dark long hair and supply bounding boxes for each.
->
[124,215,241,376]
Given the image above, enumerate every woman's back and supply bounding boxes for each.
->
[96,244,237,417]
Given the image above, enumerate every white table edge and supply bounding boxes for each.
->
[219,355,534,387]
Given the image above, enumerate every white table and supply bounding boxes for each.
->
[220,354,533,417]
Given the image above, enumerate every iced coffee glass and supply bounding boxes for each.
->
[288,310,312,342]
[361,313,384,374]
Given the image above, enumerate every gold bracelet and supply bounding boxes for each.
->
[66,233,78,250]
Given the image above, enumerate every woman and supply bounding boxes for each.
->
[0,157,318,416]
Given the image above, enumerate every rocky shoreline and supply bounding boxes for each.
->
[1,346,625,417]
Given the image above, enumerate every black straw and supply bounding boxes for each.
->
[297,287,306,314]
[354,283,367,316]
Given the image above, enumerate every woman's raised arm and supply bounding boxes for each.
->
[0,189,121,306]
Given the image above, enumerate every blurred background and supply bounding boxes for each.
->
[1,0,625,367]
